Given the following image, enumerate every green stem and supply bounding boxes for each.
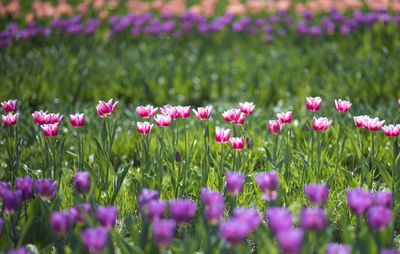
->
[335,114,341,185]
[316,131,322,183]
[219,143,224,191]
[311,128,314,173]
[392,138,397,200]
[370,131,375,190]
[272,134,279,168]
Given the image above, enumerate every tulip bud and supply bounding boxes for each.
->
[246,136,251,149]
[175,151,181,162]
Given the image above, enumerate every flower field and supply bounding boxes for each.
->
[2,1,400,253]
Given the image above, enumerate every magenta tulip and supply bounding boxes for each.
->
[312,117,333,131]
[137,122,153,134]
[335,99,352,112]
[222,109,241,123]
[2,113,18,126]
[277,111,293,124]
[96,99,118,118]
[306,97,322,111]
[41,123,60,137]
[69,113,84,127]
[215,127,230,143]
[230,137,244,150]
[239,102,255,115]
[154,114,172,127]
[1,99,17,113]
[193,106,213,120]
[382,124,400,137]
[136,105,158,118]
[268,120,282,134]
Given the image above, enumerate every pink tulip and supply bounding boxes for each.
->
[2,113,18,126]
[193,106,213,120]
[47,113,63,124]
[41,123,60,137]
[160,105,180,120]
[312,117,333,131]
[154,114,172,127]
[230,137,244,150]
[96,99,118,118]
[306,97,322,111]
[268,120,282,135]
[137,122,153,134]
[222,109,241,123]
[239,102,255,115]
[335,99,352,112]
[235,113,245,125]
[176,106,191,118]
[364,117,385,131]
[70,113,84,127]
[32,110,48,125]
[215,128,230,143]
[136,105,158,118]
[382,124,400,137]
[276,111,293,124]
[354,115,368,128]
[1,99,17,113]
[398,98,400,109]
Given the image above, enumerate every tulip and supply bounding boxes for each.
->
[398,99,400,109]
[304,184,329,205]
[277,111,293,124]
[233,207,262,233]
[380,249,400,254]
[219,218,250,245]
[268,120,282,134]
[246,136,251,149]
[225,172,244,196]
[382,124,400,137]
[32,110,48,125]
[160,105,180,120]
[136,105,158,118]
[35,179,58,200]
[201,187,224,208]
[175,106,191,118]
[154,114,172,127]
[256,171,279,201]
[230,137,244,150]
[169,199,197,225]
[6,247,30,254]
[137,122,153,134]
[69,113,84,127]
[300,208,326,232]
[193,106,213,120]
[2,190,22,214]
[201,188,225,225]
[235,113,245,125]
[147,200,165,222]
[16,176,34,201]
[364,117,385,131]
[0,182,11,200]
[346,188,372,215]
[354,115,368,128]
[70,203,92,225]
[265,207,293,235]
[373,191,393,208]
[312,117,333,131]
[0,218,3,237]
[41,123,60,137]
[335,99,352,112]
[50,211,70,236]
[215,128,230,143]
[96,99,118,118]
[138,188,159,215]
[306,97,322,111]
[276,229,304,254]
[96,205,118,230]
[1,99,17,113]
[2,113,18,126]
[81,227,108,254]
[152,219,176,248]
[239,102,255,115]
[367,206,392,231]
[326,243,351,254]
[222,109,241,123]
[73,171,91,194]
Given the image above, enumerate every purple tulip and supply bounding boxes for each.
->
[201,187,224,208]
[219,218,250,245]
[326,243,351,254]
[50,211,70,236]
[152,219,176,247]
[147,200,165,222]
[265,207,293,235]
[233,207,261,233]
[169,199,196,225]
[367,206,392,231]
[276,228,304,254]
[35,179,57,200]
[205,202,225,225]
[347,188,372,215]
[70,203,92,225]
[81,227,108,254]
[380,249,400,254]
[300,208,326,232]
[373,191,393,208]
[96,206,118,230]
[16,176,34,201]
[6,247,30,254]
[225,172,244,196]
[0,181,11,200]
[304,183,329,205]
[73,171,91,194]
[255,171,278,201]
[2,190,22,214]
[0,218,3,236]
[138,188,159,215]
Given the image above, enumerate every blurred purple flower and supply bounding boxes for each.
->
[266,207,293,235]
[219,218,250,245]
[152,219,176,247]
[16,176,34,201]
[81,227,108,254]
[367,206,392,231]
[276,228,304,254]
[169,199,196,225]
[326,243,351,254]
[96,205,118,230]
[347,188,372,215]
[300,207,326,232]
[50,211,70,236]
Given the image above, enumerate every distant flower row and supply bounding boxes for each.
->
[2,8,400,48]
[2,0,400,21]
